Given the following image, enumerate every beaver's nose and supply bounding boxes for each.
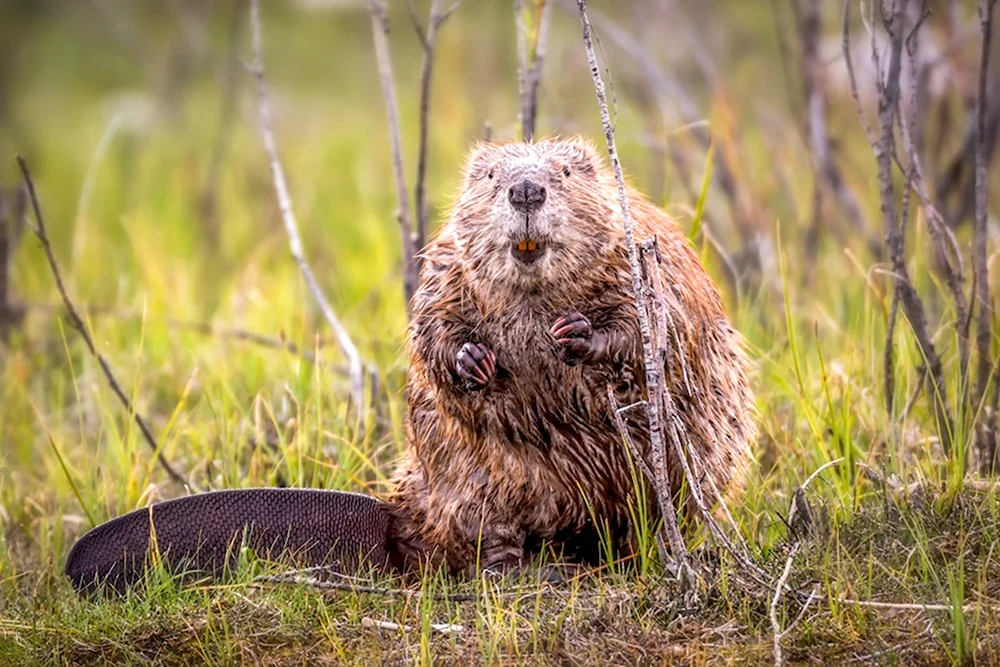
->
[508,179,547,213]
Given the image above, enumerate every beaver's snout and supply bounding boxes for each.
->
[508,179,546,214]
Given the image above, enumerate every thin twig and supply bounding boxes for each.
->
[248,0,367,413]
[640,239,768,584]
[607,385,671,567]
[368,0,419,310]
[361,617,464,635]
[412,0,457,259]
[16,156,195,490]
[517,0,551,142]
[770,542,801,667]
[642,241,749,559]
[576,0,690,578]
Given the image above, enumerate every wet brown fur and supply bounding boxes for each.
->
[384,136,757,575]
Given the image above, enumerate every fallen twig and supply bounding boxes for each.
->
[16,155,195,490]
[254,571,529,602]
[361,616,464,635]
[249,0,367,414]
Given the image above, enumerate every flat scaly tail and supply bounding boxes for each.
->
[65,488,399,595]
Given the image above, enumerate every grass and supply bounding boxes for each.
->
[1,1,999,664]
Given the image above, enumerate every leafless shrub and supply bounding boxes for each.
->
[369,0,458,313]
[843,0,998,469]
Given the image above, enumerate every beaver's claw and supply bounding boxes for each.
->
[550,312,596,366]
[456,342,496,390]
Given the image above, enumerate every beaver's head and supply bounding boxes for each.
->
[449,137,616,292]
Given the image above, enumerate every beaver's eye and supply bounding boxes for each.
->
[487,169,494,180]
[562,166,571,177]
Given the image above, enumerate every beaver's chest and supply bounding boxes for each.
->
[473,310,613,452]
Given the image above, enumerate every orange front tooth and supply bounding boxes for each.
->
[517,241,527,251]
[527,240,537,251]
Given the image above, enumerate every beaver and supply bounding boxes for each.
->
[63,136,756,594]
[384,136,757,576]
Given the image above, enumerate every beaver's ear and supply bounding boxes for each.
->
[562,136,602,176]
[461,141,499,183]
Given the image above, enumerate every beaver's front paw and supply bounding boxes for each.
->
[550,312,598,366]
[456,342,496,390]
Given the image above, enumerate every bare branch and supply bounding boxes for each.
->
[845,0,954,454]
[607,385,674,569]
[517,0,551,142]
[974,0,998,422]
[413,0,455,258]
[367,0,419,310]
[249,0,367,413]
[16,156,195,490]
[576,0,690,577]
